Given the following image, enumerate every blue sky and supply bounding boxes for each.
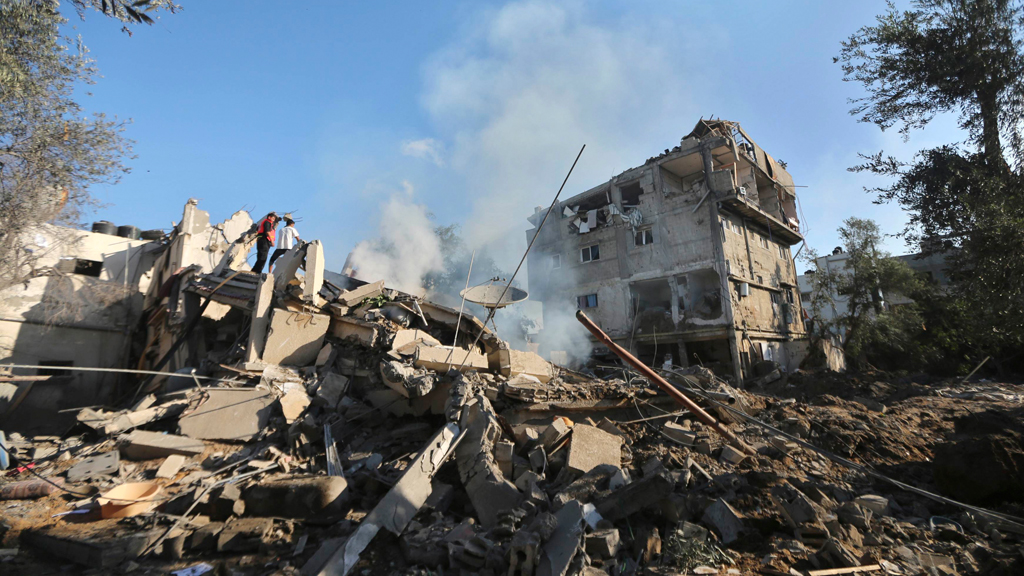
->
[69,0,965,274]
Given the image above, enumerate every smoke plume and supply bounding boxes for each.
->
[347,184,444,294]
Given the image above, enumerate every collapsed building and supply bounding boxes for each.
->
[1,197,1023,576]
[526,119,807,384]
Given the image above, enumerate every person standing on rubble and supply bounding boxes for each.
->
[251,212,278,274]
[268,213,300,272]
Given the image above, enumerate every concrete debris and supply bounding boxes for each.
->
[413,344,488,372]
[455,397,521,528]
[178,389,274,441]
[243,475,349,518]
[262,310,331,366]
[566,424,622,474]
[279,387,312,423]
[4,212,1021,576]
[66,450,119,482]
[538,499,585,576]
[121,430,205,460]
[154,454,188,479]
[702,498,744,544]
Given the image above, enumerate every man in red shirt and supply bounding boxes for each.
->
[251,212,278,274]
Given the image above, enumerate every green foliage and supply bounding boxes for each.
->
[359,292,391,309]
[837,0,1024,166]
[0,0,177,288]
[804,218,930,370]
[839,0,1024,372]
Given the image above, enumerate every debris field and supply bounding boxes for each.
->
[2,239,1024,576]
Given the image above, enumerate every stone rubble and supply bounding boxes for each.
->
[1,260,1023,576]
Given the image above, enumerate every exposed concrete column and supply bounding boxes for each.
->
[304,240,325,302]
[245,273,274,364]
[668,276,680,325]
[609,183,622,210]
[703,139,744,386]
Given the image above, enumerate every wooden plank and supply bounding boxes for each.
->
[807,565,881,576]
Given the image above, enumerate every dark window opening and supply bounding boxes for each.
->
[635,228,654,246]
[37,360,73,377]
[786,288,795,304]
[620,182,643,207]
[577,294,598,308]
[581,244,600,263]
[74,259,102,277]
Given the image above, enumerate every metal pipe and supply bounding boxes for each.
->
[575,310,754,455]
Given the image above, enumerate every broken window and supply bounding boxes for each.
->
[676,270,722,320]
[620,182,643,207]
[580,244,600,263]
[37,360,73,377]
[74,258,103,277]
[577,294,598,308]
[634,228,654,246]
[786,288,795,304]
[770,291,781,305]
[757,235,769,249]
[630,279,674,333]
[551,254,561,269]
[778,244,788,258]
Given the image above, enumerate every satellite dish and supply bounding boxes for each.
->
[461,282,529,310]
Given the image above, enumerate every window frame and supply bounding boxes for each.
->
[577,293,599,308]
[580,244,600,263]
[634,227,654,246]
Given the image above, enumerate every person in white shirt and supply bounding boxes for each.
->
[268,214,300,271]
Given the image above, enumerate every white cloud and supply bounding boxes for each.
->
[400,138,446,167]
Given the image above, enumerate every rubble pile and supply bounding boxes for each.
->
[1,241,1023,575]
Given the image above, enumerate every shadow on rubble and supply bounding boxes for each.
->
[930,406,1024,506]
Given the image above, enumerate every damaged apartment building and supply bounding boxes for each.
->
[526,119,808,384]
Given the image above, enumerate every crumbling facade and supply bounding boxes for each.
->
[526,119,807,383]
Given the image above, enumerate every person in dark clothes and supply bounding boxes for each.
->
[251,212,278,274]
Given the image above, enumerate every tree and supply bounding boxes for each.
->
[0,0,178,289]
[837,0,1024,370]
[804,218,928,369]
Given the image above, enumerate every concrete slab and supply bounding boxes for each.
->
[66,451,119,482]
[121,430,205,460]
[391,329,441,353]
[304,240,325,302]
[154,454,187,479]
[538,500,584,576]
[329,315,379,347]
[336,280,385,306]
[178,389,275,442]
[663,421,696,446]
[566,425,622,475]
[493,344,552,381]
[316,373,349,409]
[413,344,488,372]
[262,309,331,366]
[315,343,333,367]
[245,273,274,363]
[702,498,744,544]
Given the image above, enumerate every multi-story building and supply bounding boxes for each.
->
[797,247,951,328]
[525,119,808,384]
